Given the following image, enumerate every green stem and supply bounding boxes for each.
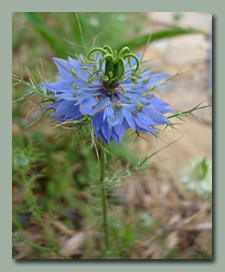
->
[12,235,72,259]
[167,105,210,119]
[100,140,109,250]
[21,173,56,249]
[12,214,27,234]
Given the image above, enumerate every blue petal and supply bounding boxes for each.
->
[103,107,124,128]
[134,114,153,131]
[142,107,170,125]
[43,99,63,109]
[110,108,124,127]
[52,58,73,80]
[95,128,108,145]
[136,125,158,133]
[101,122,112,143]
[122,108,137,131]
[112,119,129,146]
[92,97,112,115]
[79,97,97,115]
[150,95,174,114]
[92,111,104,132]
[149,73,171,83]
[68,56,90,81]
[50,100,81,119]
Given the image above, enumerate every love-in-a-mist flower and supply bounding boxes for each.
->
[180,157,212,196]
[42,45,174,146]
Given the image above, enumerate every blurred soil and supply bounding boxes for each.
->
[132,12,212,258]
[138,12,212,180]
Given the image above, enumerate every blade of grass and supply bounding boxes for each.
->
[116,28,209,52]
[12,235,72,259]
[75,12,87,55]
[22,12,67,58]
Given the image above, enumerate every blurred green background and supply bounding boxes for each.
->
[12,12,212,259]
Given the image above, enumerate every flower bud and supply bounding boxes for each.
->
[138,68,147,73]
[136,101,143,108]
[108,71,113,78]
[120,85,126,93]
[133,108,142,115]
[78,55,84,63]
[147,95,154,100]
[147,86,155,92]
[71,83,79,89]
[70,67,77,78]
[84,57,90,64]
[143,76,151,84]
[141,93,150,97]
[133,73,142,79]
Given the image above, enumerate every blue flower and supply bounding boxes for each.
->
[42,46,174,146]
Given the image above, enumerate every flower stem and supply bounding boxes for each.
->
[100,140,109,250]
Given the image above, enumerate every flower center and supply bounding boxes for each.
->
[102,81,118,94]
[87,45,140,91]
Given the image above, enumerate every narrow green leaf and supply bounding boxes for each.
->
[22,12,67,58]
[116,28,209,52]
